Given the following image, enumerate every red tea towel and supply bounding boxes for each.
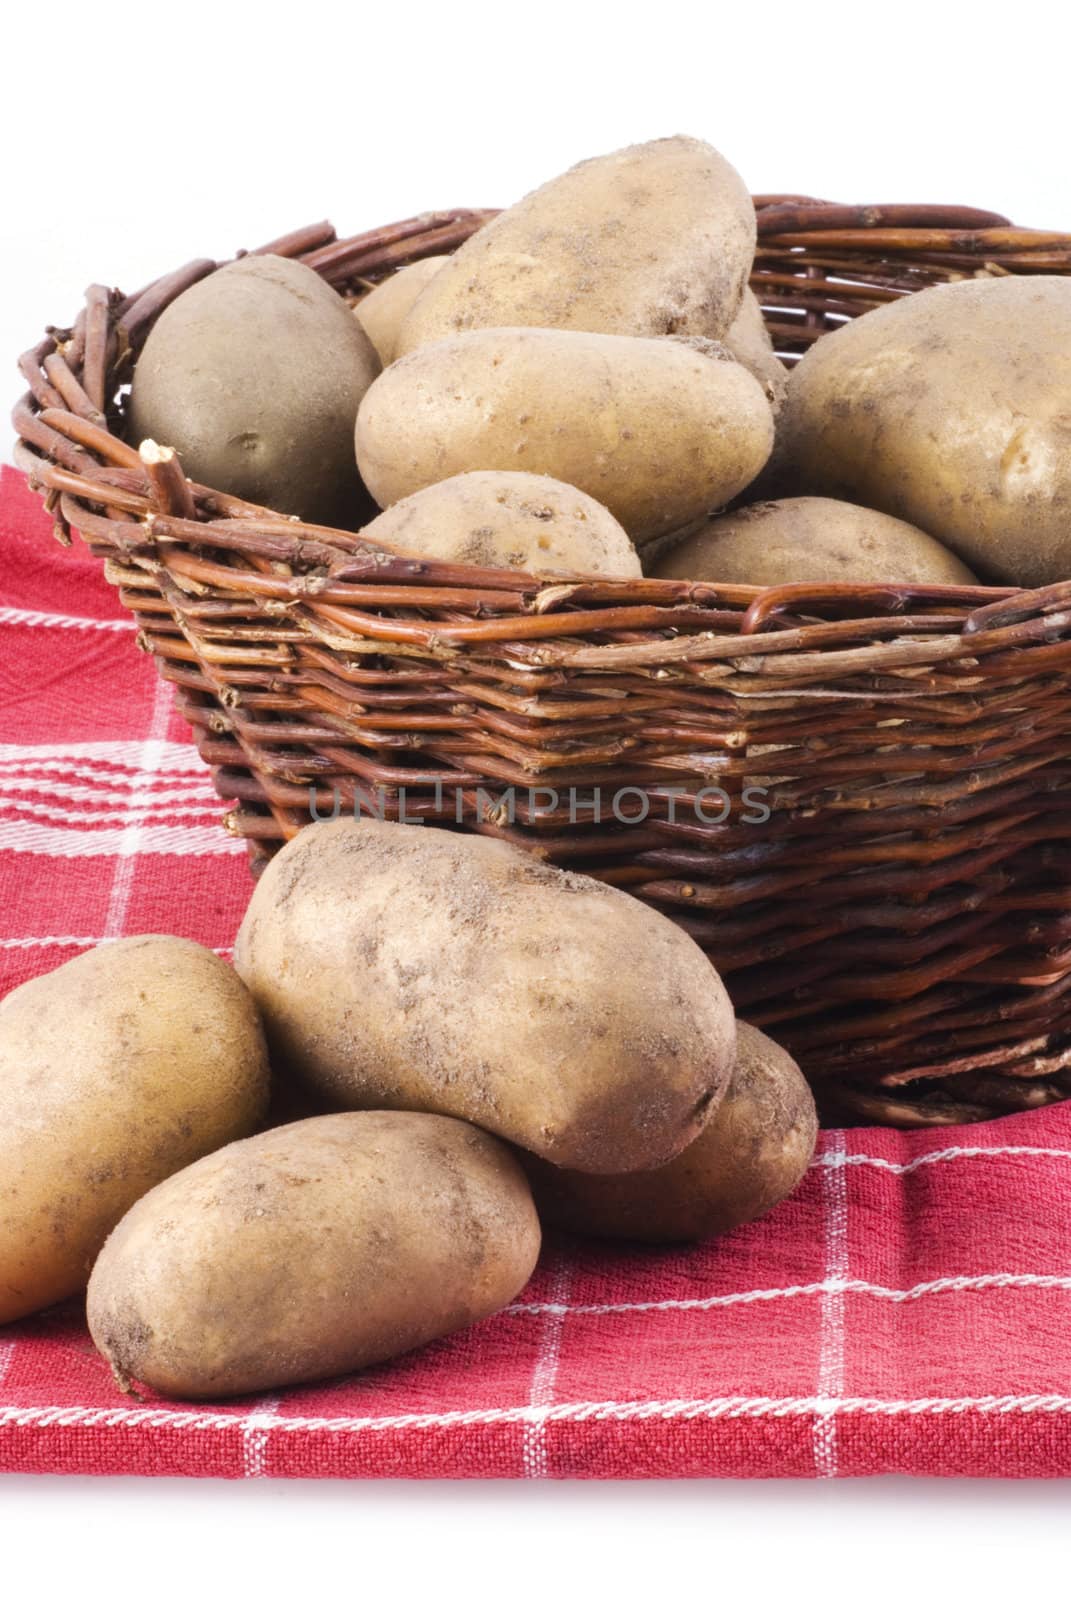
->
[1,462,1070,1480]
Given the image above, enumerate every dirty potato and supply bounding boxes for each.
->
[234,820,736,1174]
[364,470,640,577]
[0,937,269,1324]
[520,1022,817,1242]
[775,276,1071,587]
[396,136,755,355]
[355,327,773,544]
[355,256,449,365]
[88,1111,540,1399]
[650,497,979,586]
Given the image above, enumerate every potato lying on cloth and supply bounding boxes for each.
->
[234,819,735,1173]
[364,470,641,578]
[128,254,379,526]
[88,1112,540,1399]
[355,328,773,544]
[396,135,755,356]
[355,256,448,365]
[0,937,269,1324]
[520,1022,817,1243]
[649,497,978,586]
[775,276,1071,588]
[722,290,787,412]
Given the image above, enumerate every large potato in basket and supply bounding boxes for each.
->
[775,276,1071,588]
[355,327,773,544]
[128,254,379,526]
[396,135,755,355]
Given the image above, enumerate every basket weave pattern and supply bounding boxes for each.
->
[13,201,1071,1126]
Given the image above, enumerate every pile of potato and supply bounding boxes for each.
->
[128,133,1071,589]
[0,821,817,1400]
[9,134,1068,1403]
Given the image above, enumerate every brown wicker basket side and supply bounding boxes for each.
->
[11,200,1071,1127]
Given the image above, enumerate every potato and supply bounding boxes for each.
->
[775,276,1071,588]
[723,290,787,412]
[0,936,269,1324]
[396,136,755,357]
[650,496,979,586]
[520,1022,817,1243]
[355,328,774,544]
[364,471,641,578]
[355,256,448,365]
[128,254,379,526]
[234,819,735,1174]
[87,1112,540,1400]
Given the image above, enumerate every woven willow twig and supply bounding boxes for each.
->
[12,202,1071,1126]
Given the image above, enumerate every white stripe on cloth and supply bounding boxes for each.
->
[507,1272,1071,1317]
[0,935,234,956]
[0,934,102,950]
[0,819,243,858]
[103,676,176,938]
[813,1145,1071,1177]
[2,1393,1071,1437]
[814,1128,849,1478]
[242,1397,282,1477]
[0,606,137,632]
[522,1253,573,1478]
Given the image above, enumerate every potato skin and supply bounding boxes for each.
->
[234,819,735,1173]
[87,1112,540,1400]
[355,328,773,544]
[364,470,641,578]
[355,256,448,365]
[775,276,1071,588]
[396,136,755,356]
[0,936,269,1324]
[722,290,787,412]
[128,254,379,526]
[521,1023,817,1243]
[650,497,978,586]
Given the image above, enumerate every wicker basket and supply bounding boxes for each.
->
[12,199,1071,1127]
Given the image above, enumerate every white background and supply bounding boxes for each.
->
[4,0,1069,465]
[2,2,1070,1592]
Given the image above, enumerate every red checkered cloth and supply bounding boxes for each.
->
[2,461,1071,1479]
